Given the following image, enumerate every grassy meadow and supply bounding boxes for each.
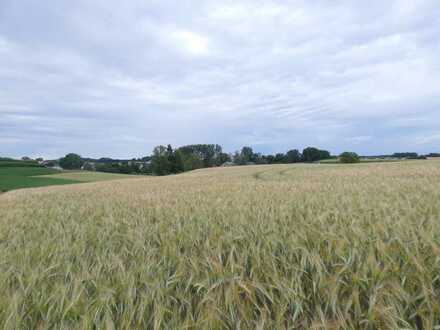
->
[0,166,135,192]
[37,171,137,182]
[0,166,78,192]
[0,160,440,328]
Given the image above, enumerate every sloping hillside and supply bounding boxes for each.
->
[1,161,440,328]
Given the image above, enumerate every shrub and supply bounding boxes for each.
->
[59,153,84,170]
[339,152,360,163]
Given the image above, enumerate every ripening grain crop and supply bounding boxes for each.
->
[1,161,440,329]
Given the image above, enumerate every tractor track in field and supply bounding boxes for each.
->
[252,167,297,181]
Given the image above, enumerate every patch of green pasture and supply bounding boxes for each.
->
[0,160,41,167]
[39,171,137,182]
[0,167,60,176]
[0,167,137,192]
[0,167,80,192]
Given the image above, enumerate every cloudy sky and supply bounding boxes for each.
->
[1,0,439,159]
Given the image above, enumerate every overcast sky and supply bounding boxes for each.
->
[1,1,440,159]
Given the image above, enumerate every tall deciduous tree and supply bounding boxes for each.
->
[59,153,83,169]
[302,147,331,162]
[286,149,302,163]
[240,146,254,163]
[151,145,172,175]
[339,152,360,163]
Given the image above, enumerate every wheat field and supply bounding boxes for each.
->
[1,161,440,329]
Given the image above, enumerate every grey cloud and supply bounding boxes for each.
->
[1,0,439,158]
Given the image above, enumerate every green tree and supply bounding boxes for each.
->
[166,144,180,173]
[233,151,243,165]
[173,150,185,173]
[318,150,331,160]
[216,152,231,166]
[178,144,223,167]
[286,149,302,163]
[274,153,286,163]
[302,147,320,162]
[239,146,254,164]
[263,155,275,164]
[302,147,331,162]
[151,146,172,175]
[254,153,267,164]
[181,152,204,171]
[339,152,360,163]
[59,153,83,169]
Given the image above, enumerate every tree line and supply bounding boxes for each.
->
[150,145,332,175]
[51,146,436,176]
[54,145,332,175]
[150,144,230,175]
